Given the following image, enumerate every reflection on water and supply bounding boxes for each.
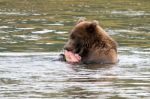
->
[0,0,150,99]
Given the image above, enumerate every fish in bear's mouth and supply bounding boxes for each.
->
[62,46,83,63]
[65,48,83,57]
[63,50,81,63]
[64,44,84,57]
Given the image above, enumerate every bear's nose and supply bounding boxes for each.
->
[64,46,73,51]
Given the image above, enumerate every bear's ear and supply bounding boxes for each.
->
[86,20,99,33]
[92,20,99,25]
[76,18,85,24]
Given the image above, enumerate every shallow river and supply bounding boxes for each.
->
[0,0,150,99]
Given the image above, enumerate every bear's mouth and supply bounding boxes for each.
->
[75,48,88,58]
[64,47,82,57]
[65,49,80,55]
[64,43,83,55]
[74,47,82,54]
[64,42,89,58]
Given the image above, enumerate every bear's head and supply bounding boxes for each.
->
[64,19,101,58]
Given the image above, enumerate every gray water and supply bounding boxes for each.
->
[0,0,150,99]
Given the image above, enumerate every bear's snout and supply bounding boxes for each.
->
[64,47,72,51]
[64,45,74,51]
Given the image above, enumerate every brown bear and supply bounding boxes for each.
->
[63,19,118,64]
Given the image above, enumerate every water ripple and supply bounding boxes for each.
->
[32,29,55,34]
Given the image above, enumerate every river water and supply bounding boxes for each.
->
[0,0,150,99]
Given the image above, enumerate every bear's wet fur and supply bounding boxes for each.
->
[64,19,118,64]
